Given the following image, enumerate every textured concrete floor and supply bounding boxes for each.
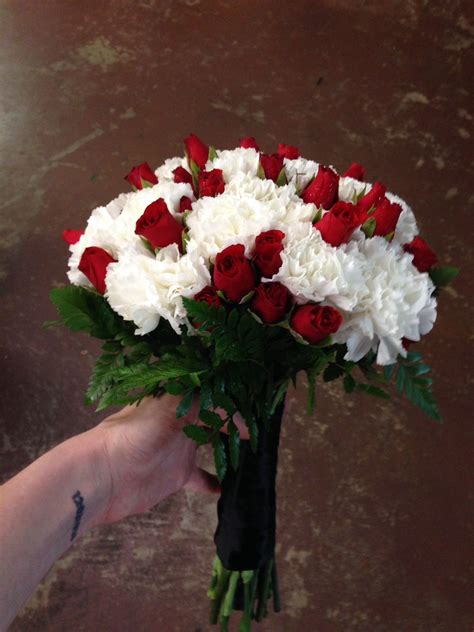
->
[0,1,473,631]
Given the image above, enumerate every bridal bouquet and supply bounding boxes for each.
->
[50,134,457,630]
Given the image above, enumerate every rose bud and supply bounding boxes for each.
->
[198,169,225,198]
[173,166,193,185]
[124,162,158,190]
[253,230,285,277]
[357,181,386,219]
[277,143,300,160]
[179,196,193,213]
[239,136,260,151]
[343,162,365,181]
[315,201,362,247]
[78,246,116,295]
[402,338,414,351]
[62,229,83,245]
[371,198,402,237]
[193,286,222,329]
[213,244,256,303]
[184,133,209,170]
[260,153,285,182]
[301,165,339,209]
[250,282,291,324]
[404,236,438,272]
[291,303,343,344]
[135,198,183,251]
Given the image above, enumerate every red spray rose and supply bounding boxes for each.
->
[357,181,386,219]
[179,196,193,213]
[301,165,339,209]
[343,162,365,181]
[315,201,362,247]
[404,236,438,272]
[135,198,183,250]
[124,162,158,190]
[291,304,343,344]
[253,230,285,277]
[78,246,116,295]
[250,282,291,324]
[277,143,300,160]
[62,229,83,245]
[213,244,256,303]
[239,137,260,151]
[173,166,194,185]
[198,169,225,198]
[184,133,209,170]
[195,285,222,309]
[371,198,402,237]
[260,154,285,182]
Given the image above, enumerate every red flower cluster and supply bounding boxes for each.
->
[124,162,158,190]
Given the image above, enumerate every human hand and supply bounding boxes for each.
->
[95,394,248,524]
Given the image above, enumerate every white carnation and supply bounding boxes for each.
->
[338,177,368,203]
[270,223,368,311]
[105,245,210,335]
[284,157,319,191]
[206,148,260,182]
[386,192,419,245]
[155,156,188,182]
[335,237,436,365]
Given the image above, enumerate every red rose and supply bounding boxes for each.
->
[404,236,438,272]
[179,196,193,213]
[260,153,285,182]
[78,246,116,295]
[277,143,300,159]
[253,229,285,277]
[124,162,158,190]
[371,198,402,236]
[62,229,83,245]
[135,198,183,251]
[250,282,291,324]
[290,304,343,344]
[213,244,256,303]
[357,181,386,219]
[198,169,225,198]
[184,133,209,170]
[402,338,414,351]
[315,201,362,247]
[301,165,339,209]
[239,137,260,151]
[173,166,193,185]
[195,285,222,308]
[343,162,365,181]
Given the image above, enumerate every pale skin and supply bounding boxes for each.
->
[0,395,248,631]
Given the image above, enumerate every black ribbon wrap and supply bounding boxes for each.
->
[214,402,284,571]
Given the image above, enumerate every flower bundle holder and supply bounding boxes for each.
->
[49,134,458,629]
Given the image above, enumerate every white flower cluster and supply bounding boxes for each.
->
[66,147,436,364]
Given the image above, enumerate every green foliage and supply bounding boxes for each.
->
[384,352,442,422]
[429,266,459,288]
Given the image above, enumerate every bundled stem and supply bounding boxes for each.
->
[208,556,280,630]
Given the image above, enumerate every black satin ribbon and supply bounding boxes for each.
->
[214,402,284,571]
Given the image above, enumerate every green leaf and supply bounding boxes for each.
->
[228,419,240,471]
[213,392,237,416]
[164,381,185,396]
[50,286,121,339]
[276,167,287,187]
[199,409,225,430]
[176,390,194,418]
[343,374,356,393]
[256,162,265,179]
[212,435,227,482]
[323,363,344,382]
[208,145,218,161]
[356,383,390,399]
[429,266,459,288]
[362,217,376,238]
[383,364,397,380]
[183,424,209,445]
[270,381,289,416]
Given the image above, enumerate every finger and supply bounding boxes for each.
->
[183,467,221,494]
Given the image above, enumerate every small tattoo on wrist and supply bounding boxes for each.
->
[71,490,85,541]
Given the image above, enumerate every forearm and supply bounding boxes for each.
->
[0,427,111,629]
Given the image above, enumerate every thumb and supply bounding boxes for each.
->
[183,467,221,494]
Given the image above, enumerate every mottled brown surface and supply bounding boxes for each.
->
[0,1,473,630]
